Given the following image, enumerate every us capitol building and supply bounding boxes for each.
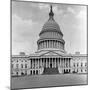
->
[11,5,87,76]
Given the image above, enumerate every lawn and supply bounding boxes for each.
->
[11,74,87,89]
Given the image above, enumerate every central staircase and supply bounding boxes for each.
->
[43,67,59,75]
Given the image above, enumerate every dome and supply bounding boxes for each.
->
[37,5,65,53]
[40,19,63,35]
[39,5,63,36]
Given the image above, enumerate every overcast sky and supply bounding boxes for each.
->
[12,1,87,55]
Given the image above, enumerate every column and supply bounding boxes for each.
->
[40,42,42,49]
[46,58,47,68]
[52,58,53,68]
[48,58,50,68]
[47,41,49,48]
[64,58,65,68]
[45,41,46,48]
[42,41,43,48]
[35,59,36,69]
[53,40,54,48]
[32,59,33,68]
[41,58,42,67]
[55,58,56,68]
[38,58,39,69]
[59,58,61,67]
[46,41,48,48]
[57,58,59,67]
[49,41,50,48]
[53,58,54,68]
[51,40,52,48]
[57,41,59,48]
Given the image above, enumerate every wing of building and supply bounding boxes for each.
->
[11,5,87,76]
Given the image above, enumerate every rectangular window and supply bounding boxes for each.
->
[16,64,18,68]
[21,64,23,68]
[73,63,75,67]
[25,64,27,68]
[77,63,79,67]
[85,63,87,66]
[81,63,83,67]
[12,64,13,68]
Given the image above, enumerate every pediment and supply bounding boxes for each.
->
[40,51,63,57]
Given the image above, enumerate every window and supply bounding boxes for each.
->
[12,64,13,68]
[77,63,79,67]
[25,64,27,68]
[25,71,27,75]
[16,72,18,75]
[21,64,23,68]
[73,63,75,67]
[77,69,78,72]
[81,63,83,67]
[81,69,83,72]
[16,64,18,68]
[85,63,87,67]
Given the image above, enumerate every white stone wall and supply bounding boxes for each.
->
[71,56,87,74]
[11,55,87,76]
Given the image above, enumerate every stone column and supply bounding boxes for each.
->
[37,58,39,69]
[41,58,42,67]
[52,58,53,68]
[48,58,50,68]
[45,41,46,48]
[40,42,42,49]
[32,59,33,69]
[42,41,43,48]
[60,58,61,67]
[47,41,48,48]
[50,40,52,48]
[34,59,36,69]
[46,58,47,68]
[57,41,59,48]
[53,40,54,48]
[55,58,56,68]
[64,58,65,68]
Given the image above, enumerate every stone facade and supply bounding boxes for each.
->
[11,5,87,76]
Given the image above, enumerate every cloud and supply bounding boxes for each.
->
[12,14,42,54]
[76,8,87,20]
[38,3,49,10]
[67,7,76,14]
[53,5,64,15]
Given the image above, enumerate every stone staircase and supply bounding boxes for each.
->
[43,67,59,75]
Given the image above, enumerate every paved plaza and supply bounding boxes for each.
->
[11,74,87,89]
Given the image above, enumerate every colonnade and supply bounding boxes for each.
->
[38,40,64,50]
[30,57,71,75]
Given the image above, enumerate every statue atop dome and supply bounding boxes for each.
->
[49,5,54,20]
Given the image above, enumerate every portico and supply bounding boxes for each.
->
[30,56,71,75]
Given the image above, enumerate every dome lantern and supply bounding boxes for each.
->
[49,5,54,20]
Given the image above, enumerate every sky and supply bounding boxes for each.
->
[12,1,87,55]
